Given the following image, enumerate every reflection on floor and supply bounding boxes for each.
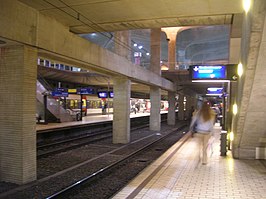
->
[112,124,266,199]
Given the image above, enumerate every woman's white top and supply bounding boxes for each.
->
[190,112,214,133]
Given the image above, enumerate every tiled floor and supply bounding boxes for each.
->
[112,124,266,199]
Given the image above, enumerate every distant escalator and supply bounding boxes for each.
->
[36,79,73,123]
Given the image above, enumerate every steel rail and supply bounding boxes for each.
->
[45,124,187,199]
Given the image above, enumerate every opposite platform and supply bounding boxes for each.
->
[36,111,167,132]
[112,124,266,199]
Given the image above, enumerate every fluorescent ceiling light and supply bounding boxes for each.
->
[206,94,223,96]
[207,87,223,91]
[192,80,230,83]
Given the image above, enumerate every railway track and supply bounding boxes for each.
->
[37,114,168,158]
[37,122,153,158]
[0,117,188,199]
[45,124,188,199]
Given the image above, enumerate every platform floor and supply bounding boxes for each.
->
[112,124,266,199]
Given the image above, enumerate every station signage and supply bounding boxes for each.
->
[97,91,114,98]
[109,91,114,98]
[206,87,224,96]
[97,91,108,98]
[68,89,77,93]
[77,88,94,95]
[190,65,226,80]
[52,88,69,97]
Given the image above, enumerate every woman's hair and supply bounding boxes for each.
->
[198,101,214,122]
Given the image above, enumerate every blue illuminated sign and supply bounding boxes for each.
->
[191,65,226,79]
[78,88,94,95]
[207,87,223,95]
[52,91,69,97]
[109,91,114,98]
[56,88,68,92]
[97,91,108,98]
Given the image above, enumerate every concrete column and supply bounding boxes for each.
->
[178,93,184,120]
[112,77,131,144]
[114,31,131,61]
[167,91,176,125]
[232,0,266,159]
[150,28,161,75]
[150,86,161,131]
[168,36,176,71]
[150,28,161,131]
[0,45,37,184]
[162,27,182,71]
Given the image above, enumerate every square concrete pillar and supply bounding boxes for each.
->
[114,31,131,61]
[150,86,161,131]
[167,91,176,125]
[150,28,161,75]
[112,77,131,144]
[0,45,37,184]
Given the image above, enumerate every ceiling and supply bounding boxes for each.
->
[19,0,244,96]
[18,0,242,33]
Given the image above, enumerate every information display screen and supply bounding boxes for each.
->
[97,91,108,98]
[78,88,94,95]
[191,65,226,80]
[207,87,223,95]
[109,91,114,98]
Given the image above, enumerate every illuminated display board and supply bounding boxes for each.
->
[109,91,114,98]
[97,91,108,98]
[52,88,69,97]
[191,65,226,79]
[77,88,94,95]
[207,87,223,95]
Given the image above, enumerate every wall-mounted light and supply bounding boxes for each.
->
[243,0,251,13]
[233,104,238,115]
[229,132,234,141]
[133,43,137,47]
[138,45,143,49]
[238,62,243,77]
[146,52,150,56]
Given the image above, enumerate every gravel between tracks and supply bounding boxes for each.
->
[0,122,187,199]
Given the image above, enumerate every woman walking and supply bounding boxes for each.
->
[190,101,215,165]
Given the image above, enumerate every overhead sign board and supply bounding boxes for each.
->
[207,87,223,95]
[77,88,94,95]
[191,65,226,80]
[109,91,114,98]
[52,88,69,97]
[52,91,69,97]
[97,91,108,98]
[68,89,77,93]
[56,88,68,92]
